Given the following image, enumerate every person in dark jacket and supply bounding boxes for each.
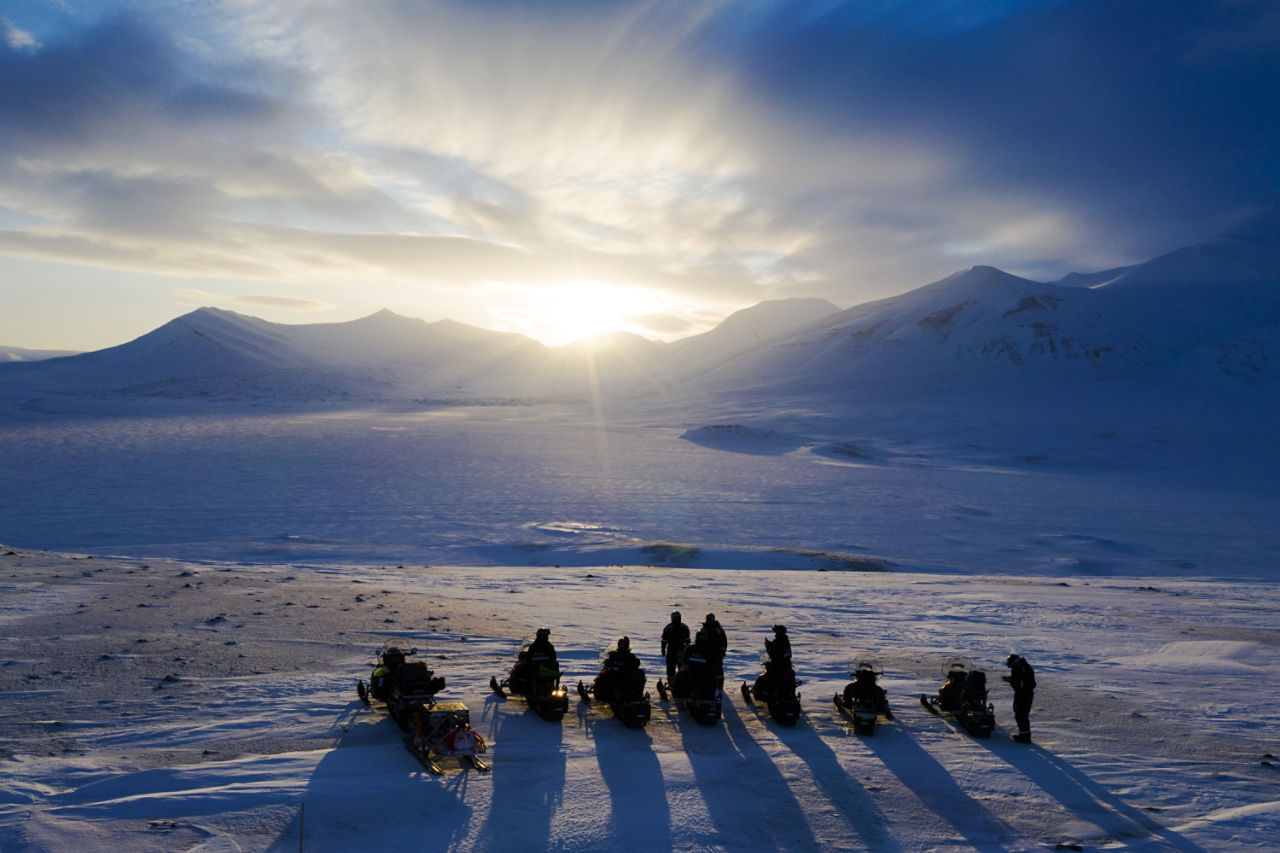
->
[511,627,558,692]
[699,613,727,663]
[596,636,643,700]
[765,624,791,663]
[698,613,728,689]
[1003,654,1036,743]
[661,611,690,682]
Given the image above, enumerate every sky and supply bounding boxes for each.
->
[1,0,1277,350]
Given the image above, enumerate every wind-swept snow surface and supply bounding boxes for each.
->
[1,550,1276,852]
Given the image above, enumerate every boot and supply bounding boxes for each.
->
[1013,732,1032,744]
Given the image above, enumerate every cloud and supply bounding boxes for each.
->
[1,0,1278,349]
[3,18,37,49]
[173,288,334,311]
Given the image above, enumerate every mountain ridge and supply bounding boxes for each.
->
[3,215,1279,406]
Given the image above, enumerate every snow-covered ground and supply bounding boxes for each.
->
[2,218,1277,850]
[1,548,1276,852]
[1,389,1277,578]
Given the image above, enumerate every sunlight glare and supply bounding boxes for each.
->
[533,282,657,346]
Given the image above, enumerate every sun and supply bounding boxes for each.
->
[533,282,654,346]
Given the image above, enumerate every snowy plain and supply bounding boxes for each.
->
[2,220,1279,851]
[1,548,1278,852]
[1,390,1278,852]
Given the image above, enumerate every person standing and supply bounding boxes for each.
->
[1004,654,1036,743]
[661,611,690,682]
[699,613,727,664]
[699,613,728,690]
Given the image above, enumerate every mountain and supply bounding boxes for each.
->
[0,345,80,362]
[0,307,552,403]
[1049,266,1134,288]
[2,215,1278,408]
[0,297,848,406]
[1094,215,1280,290]
[681,248,1280,397]
[666,298,840,378]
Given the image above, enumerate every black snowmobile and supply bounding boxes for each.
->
[920,657,995,737]
[357,640,488,773]
[655,644,722,725]
[490,632,570,722]
[357,640,446,726]
[577,637,652,728]
[834,659,893,735]
[742,653,802,726]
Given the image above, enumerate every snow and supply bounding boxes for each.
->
[1,551,1277,852]
[1,220,1278,850]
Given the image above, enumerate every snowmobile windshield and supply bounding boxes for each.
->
[849,659,883,677]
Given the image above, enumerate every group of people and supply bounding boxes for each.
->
[660,611,728,698]
[507,617,1038,742]
[660,611,726,680]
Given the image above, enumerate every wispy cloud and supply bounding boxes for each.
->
[1,0,1278,347]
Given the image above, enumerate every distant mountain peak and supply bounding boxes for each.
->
[1217,207,1280,248]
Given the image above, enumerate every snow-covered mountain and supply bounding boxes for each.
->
[0,297,845,405]
[0,345,80,362]
[3,215,1278,407]
[685,214,1280,398]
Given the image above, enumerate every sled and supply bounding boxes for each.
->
[404,702,489,774]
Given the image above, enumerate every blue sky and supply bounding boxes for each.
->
[1,0,1277,349]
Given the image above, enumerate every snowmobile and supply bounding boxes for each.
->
[920,657,995,737]
[576,637,652,728]
[357,640,446,727]
[834,659,893,735]
[655,645,722,725]
[490,633,570,722]
[742,653,802,726]
[356,640,488,773]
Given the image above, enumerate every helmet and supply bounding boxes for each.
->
[773,624,787,634]
[1006,654,1020,667]
[670,611,681,622]
[617,636,630,652]
[536,627,550,640]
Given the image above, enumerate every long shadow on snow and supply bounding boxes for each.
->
[574,700,672,852]
[675,699,824,852]
[773,717,902,851]
[865,725,1020,849]
[975,738,1209,852]
[474,691,566,853]
[267,698,474,852]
